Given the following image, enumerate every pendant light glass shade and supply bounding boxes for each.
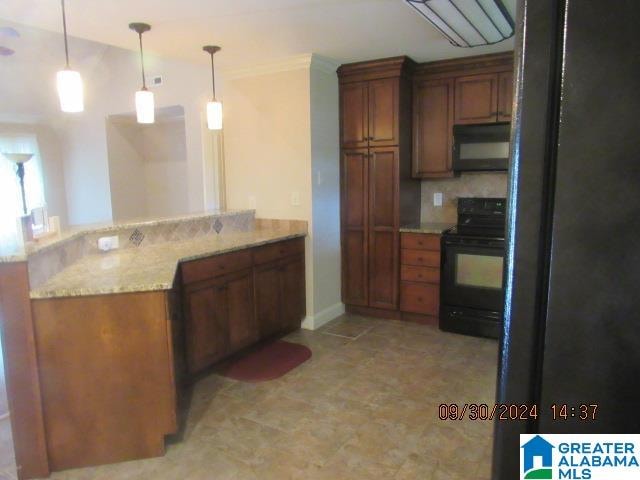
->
[130,23,154,124]
[56,69,84,112]
[206,100,223,130]
[203,45,222,131]
[58,0,84,113]
[135,89,155,124]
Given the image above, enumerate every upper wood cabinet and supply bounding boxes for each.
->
[497,70,514,122]
[454,71,514,124]
[454,73,499,124]
[412,52,514,178]
[368,79,399,147]
[340,77,400,148]
[413,78,455,178]
[340,82,369,148]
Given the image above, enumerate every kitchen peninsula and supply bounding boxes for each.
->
[0,210,307,478]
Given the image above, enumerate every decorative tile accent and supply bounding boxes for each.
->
[129,229,145,247]
[213,218,224,234]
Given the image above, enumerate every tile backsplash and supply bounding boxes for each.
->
[420,172,508,223]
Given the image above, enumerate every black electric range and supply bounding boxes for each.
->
[440,198,506,339]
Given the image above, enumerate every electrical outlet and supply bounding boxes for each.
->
[433,192,443,207]
[98,235,119,252]
[248,195,257,209]
[291,191,301,206]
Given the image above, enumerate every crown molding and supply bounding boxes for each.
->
[222,53,339,80]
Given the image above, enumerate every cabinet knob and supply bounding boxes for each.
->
[417,297,423,302]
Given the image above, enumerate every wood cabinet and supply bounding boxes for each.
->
[400,233,441,317]
[338,57,421,316]
[413,78,455,178]
[341,149,369,305]
[454,71,514,124]
[182,237,305,375]
[340,77,400,149]
[255,254,306,338]
[183,269,256,373]
[497,70,514,122]
[412,52,514,178]
[454,73,499,124]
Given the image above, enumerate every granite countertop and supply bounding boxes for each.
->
[0,209,254,263]
[399,222,454,234]
[30,226,306,299]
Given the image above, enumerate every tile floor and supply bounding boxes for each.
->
[0,314,499,479]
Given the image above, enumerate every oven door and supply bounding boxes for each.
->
[441,236,505,312]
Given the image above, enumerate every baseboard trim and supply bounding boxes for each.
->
[301,302,345,330]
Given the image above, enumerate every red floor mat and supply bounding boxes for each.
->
[218,340,312,382]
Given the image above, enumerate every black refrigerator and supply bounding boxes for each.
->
[493,0,640,478]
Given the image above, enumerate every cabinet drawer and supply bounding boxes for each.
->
[253,238,304,266]
[182,249,252,285]
[401,233,440,251]
[401,265,440,284]
[401,249,440,267]
[400,282,439,315]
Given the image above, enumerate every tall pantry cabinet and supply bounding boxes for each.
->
[338,57,420,315]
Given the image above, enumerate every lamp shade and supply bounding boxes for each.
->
[135,89,155,124]
[2,153,34,164]
[207,100,223,130]
[56,69,84,113]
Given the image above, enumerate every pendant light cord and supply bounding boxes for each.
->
[138,33,147,90]
[61,0,70,68]
[209,52,216,100]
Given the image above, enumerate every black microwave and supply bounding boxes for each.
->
[452,122,510,172]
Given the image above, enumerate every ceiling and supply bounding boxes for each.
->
[0,0,516,69]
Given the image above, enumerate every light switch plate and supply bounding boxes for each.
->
[248,195,257,209]
[434,192,443,207]
[291,191,301,206]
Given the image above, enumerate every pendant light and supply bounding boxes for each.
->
[56,0,84,112]
[129,23,154,124]
[203,45,222,130]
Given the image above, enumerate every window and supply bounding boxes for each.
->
[0,134,46,247]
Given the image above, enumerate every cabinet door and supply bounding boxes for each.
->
[340,82,369,148]
[227,270,258,352]
[413,78,455,178]
[454,74,499,124]
[254,264,282,338]
[368,78,399,147]
[184,282,228,373]
[368,148,399,309]
[497,70,514,122]
[280,256,306,330]
[341,149,369,305]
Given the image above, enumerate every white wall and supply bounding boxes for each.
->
[223,55,342,329]
[106,113,190,222]
[309,62,342,325]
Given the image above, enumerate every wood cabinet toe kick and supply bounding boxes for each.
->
[0,236,306,478]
